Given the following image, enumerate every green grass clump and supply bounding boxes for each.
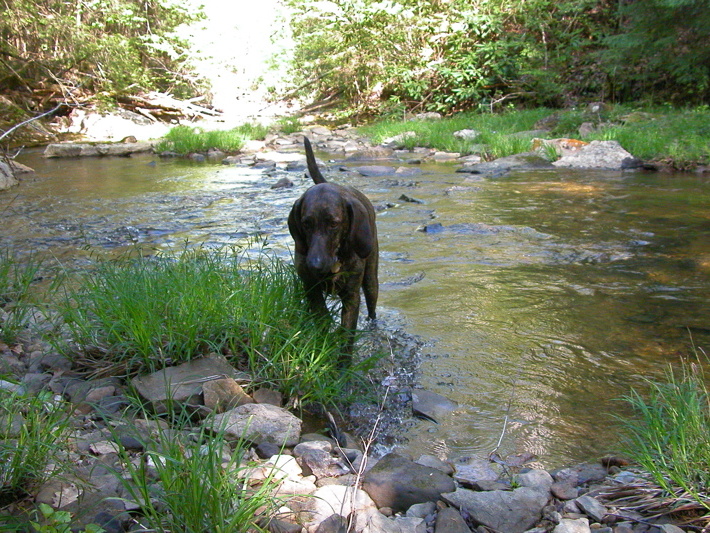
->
[59,245,362,406]
[0,251,43,344]
[620,355,710,510]
[0,390,72,508]
[113,418,279,532]
[154,123,269,156]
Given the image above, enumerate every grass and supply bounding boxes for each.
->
[619,350,710,514]
[358,105,710,168]
[154,123,270,155]
[57,244,367,406]
[0,251,43,344]
[112,414,280,533]
[0,389,72,508]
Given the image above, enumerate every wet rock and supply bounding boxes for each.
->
[552,140,636,170]
[271,177,294,189]
[361,452,456,512]
[434,507,471,533]
[458,151,555,177]
[353,165,398,177]
[209,403,302,446]
[441,484,550,533]
[411,389,458,423]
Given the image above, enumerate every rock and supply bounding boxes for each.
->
[304,485,376,527]
[451,457,499,486]
[434,507,471,533]
[432,151,461,160]
[553,463,608,486]
[518,469,554,493]
[271,177,294,189]
[552,140,636,170]
[351,507,427,533]
[353,165,397,177]
[361,453,456,512]
[453,129,480,141]
[314,514,348,533]
[552,517,591,533]
[43,141,155,158]
[406,501,436,519]
[381,131,416,149]
[458,152,555,177]
[441,485,549,533]
[574,495,606,522]
[209,403,302,446]
[411,389,458,423]
[551,482,578,500]
[0,160,33,190]
[532,138,589,157]
[294,442,346,478]
[202,377,253,412]
[252,387,283,406]
[131,353,248,413]
[414,455,454,475]
[414,112,443,121]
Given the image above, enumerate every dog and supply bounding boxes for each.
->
[288,137,379,356]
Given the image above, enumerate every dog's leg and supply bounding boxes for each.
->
[362,256,379,321]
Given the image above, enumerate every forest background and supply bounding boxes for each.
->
[1,0,709,125]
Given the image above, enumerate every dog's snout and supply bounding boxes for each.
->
[306,251,333,274]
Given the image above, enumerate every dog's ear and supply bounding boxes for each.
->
[288,198,309,255]
[346,199,373,259]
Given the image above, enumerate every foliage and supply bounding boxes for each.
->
[359,105,710,166]
[112,418,279,532]
[30,504,105,533]
[0,0,204,101]
[0,390,72,508]
[285,0,709,116]
[0,251,42,343]
[154,123,270,155]
[620,354,710,510]
[601,0,710,104]
[58,245,362,406]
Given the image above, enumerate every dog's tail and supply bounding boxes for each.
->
[304,136,327,184]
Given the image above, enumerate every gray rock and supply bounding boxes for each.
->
[553,463,608,486]
[412,390,458,422]
[452,457,499,486]
[43,142,154,158]
[551,481,578,500]
[361,453,456,511]
[131,353,248,413]
[314,514,348,533]
[202,377,253,413]
[415,454,455,475]
[434,507,471,533]
[453,129,480,141]
[353,165,397,177]
[0,161,20,190]
[574,495,606,522]
[552,517,591,533]
[210,402,302,446]
[518,469,554,493]
[458,152,555,176]
[406,501,436,519]
[271,177,295,189]
[552,140,636,170]
[441,485,549,533]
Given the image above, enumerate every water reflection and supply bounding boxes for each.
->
[4,151,710,467]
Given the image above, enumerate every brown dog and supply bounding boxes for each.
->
[288,137,379,355]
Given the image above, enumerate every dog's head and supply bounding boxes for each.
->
[288,183,374,275]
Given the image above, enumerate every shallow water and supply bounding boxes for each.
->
[5,149,710,467]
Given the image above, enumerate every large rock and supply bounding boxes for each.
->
[552,140,637,170]
[44,141,155,158]
[457,152,555,177]
[441,483,550,533]
[209,402,302,446]
[411,389,458,423]
[361,453,456,512]
[130,353,249,413]
[0,160,33,190]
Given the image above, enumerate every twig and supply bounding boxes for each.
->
[0,102,66,142]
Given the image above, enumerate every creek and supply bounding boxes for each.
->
[5,148,710,468]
